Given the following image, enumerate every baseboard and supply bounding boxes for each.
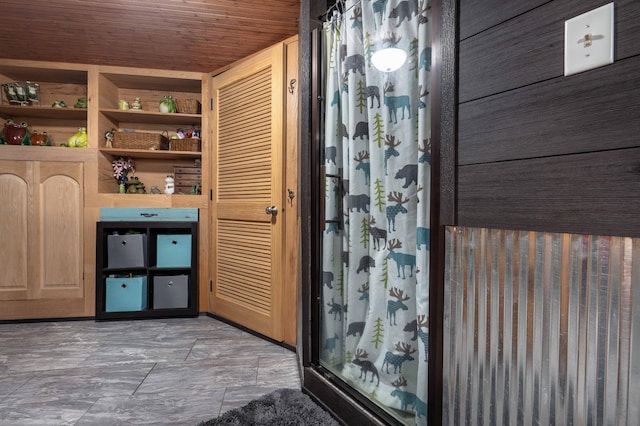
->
[0,316,94,325]
[202,312,297,353]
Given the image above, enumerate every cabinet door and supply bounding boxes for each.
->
[35,161,84,299]
[0,161,83,302]
[210,43,285,341]
[0,161,31,300]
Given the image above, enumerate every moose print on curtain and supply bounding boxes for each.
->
[320,0,431,424]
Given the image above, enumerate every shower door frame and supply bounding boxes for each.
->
[299,0,458,424]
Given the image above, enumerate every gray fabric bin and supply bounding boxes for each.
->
[107,234,147,268]
[153,275,189,309]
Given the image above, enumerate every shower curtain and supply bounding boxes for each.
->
[320,1,431,423]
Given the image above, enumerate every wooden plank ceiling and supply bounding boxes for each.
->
[0,0,300,73]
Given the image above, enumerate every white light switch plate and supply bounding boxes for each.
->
[564,3,614,76]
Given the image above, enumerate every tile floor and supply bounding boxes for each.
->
[0,315,301,425]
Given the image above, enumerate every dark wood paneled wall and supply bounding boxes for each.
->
[457,0,640,237]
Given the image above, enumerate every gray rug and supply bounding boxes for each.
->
[197,388,340,426]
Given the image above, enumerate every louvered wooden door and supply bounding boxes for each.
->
[210,44,285,340]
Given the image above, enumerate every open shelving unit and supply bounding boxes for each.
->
[96,67,206,195]
[0,59,209,199]
[0,61,88,148]
[95,220,199,320]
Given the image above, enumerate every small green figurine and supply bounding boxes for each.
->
[159,95,177,113]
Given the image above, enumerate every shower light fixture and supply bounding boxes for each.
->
[371,48,407,72]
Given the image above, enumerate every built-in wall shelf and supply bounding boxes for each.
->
[100,109,201,126]
[99,147,201,160]
[0,105,87,120]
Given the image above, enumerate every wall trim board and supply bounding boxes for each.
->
[436,0,457,226]
[429,0,458,424]
[457,147,640,237]
[458,54,640,166]
[459,0,640,103]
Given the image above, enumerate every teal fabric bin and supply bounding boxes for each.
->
[156,234,192,267]
[105,277,147,312]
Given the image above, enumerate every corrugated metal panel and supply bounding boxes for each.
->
[444,227,640,425]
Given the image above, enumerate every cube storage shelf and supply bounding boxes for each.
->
[96,220,198,320]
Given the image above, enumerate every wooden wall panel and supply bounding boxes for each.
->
[458,55,640,165]
[457,148,640,237]
[459,0,640,102]
[456,0,640,238]
[459,0,549,40]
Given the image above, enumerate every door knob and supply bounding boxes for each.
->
[265,206,278,216]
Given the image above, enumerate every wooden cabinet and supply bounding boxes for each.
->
[0,159,85,318]
[0,59,210,319]
[0,60,96,320]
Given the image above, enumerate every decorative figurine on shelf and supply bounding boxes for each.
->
[104,128,115,148]
[2,83,20,104]
[1,119,30,145]
[118,99,129,110]
[126,176,146,194]
[150,185,161,194]
[1,82,39,105]
[74,97,88,108]
[159,95,177,113]
[112,157,136,194]
[164,175,175,194]
[51,100,67,108]
[131,97,142,110]
[65,127,88,148]
[26,81,40,105]
[29,130,50,146]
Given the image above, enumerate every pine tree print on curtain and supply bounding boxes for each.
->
[320,1,431,424]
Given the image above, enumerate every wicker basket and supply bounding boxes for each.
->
[170,138,201,152]
[112,131,169,150]
[175,98,201,114]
